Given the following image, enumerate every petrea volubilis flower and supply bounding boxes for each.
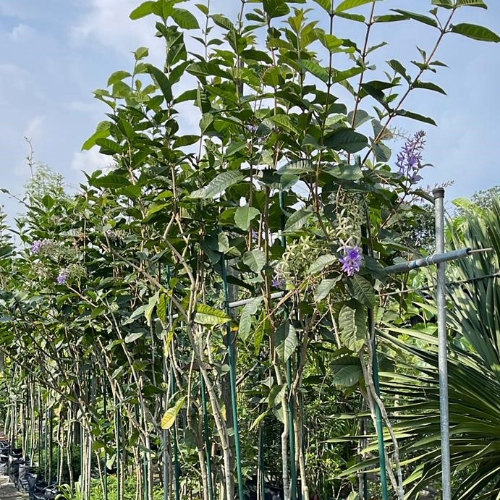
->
[396,131,426,183]
[57,269,69,285]
[31,239,50,254]
[272,271,286,289]
[339,246,363,277]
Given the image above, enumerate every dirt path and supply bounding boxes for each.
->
[0,476,27,500]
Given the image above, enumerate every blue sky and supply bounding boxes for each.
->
[1,0,499,221]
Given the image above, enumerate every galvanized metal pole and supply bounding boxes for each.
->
[433,187,451,500]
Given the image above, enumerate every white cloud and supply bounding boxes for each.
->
[66,100,101,114]
[71,0,161,58]
[24,116,45,142]
[71,148,111,174]
[8,23,36,41]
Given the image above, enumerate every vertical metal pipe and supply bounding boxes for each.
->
[103,381,108,500]
[369,310,389,500]
[200,377,214,500]
[221,255,245,500]
[280,192,298,500]
[433,187,451,500]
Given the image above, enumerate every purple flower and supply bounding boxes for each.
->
[31,239,50,254]
[272,271,286,289]
[57,270,69,285]
[395,131,426,183]
[339,246,363,277]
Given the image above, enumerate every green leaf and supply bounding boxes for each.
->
[107,70,132,86]
[396,110,437,126]
[263,0,290,19]
[82,121,111,150]
[339,305,367,352]
[171,8,200,29]
[347,275,375,307]
[234,206,260,231]
[332,66,364,83]
[391,9,438,28]
[145,292,159,326]
[348,109,371,128]
[91,174,131,189]
[265,114,299,135]
[239,296,263,341]
[336,0,379,13]
[194,304,231,325]
[187,62,232,79]
[278,160,314,176]
[146,64,172,102]
[161,396,186,429]
[130,1,155,20]
[275,321,298,362]
[299,60,330,83]
[387,59,411,83]
[413,80,447,94]
[324,128,368,153]
[284,209,313,232]
[268,384,286,407]
[331,357,363,387]
[456,0,487,8]
[157,293,168,325]
[314,277,341,301]
[327,163,363,180]
[373,142,391,162]
[190,171,245,199]
[450,23,500,43]
[307,254,337,275]
[432,0,453,8]
[134,47,149,60]
[96,138,123,155]
[243,249,266,273]
[312,0,332,12]
[173,135,199,147]
[211,14,236,31]
[125,331,145,343]
[249,411,269,431]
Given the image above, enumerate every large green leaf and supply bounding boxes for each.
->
[338,305,367,352]
[347,274,375,307]
[161,396,186,429]
[242,249,266,273]
[307,254,337,275]
[450,23,500,43]
[129,1,155,19]
[90,174,131,189]
[171,9,200,29]
[336,0,380,13]
[324,128,368,153]
[146,64,173,102]
[263,0,290,19]
[456,0,488,8]
[275,321,298,362]
[190,171,245,199]
[234,206,260,231]
[314,277,341,301]
[284,209,313,232]
[239,296,263,341]
[194,304,231,325]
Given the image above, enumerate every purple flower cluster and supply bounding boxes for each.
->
[395,131,426,183]
[339,246,363,277]
[31,239,51,254]
[272,271,286,289]
[57,269,69,285]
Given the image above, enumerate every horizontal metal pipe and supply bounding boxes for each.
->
[228,291,284,309]
[384,248,473,275]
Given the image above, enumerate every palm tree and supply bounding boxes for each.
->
[380,199,500,499]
